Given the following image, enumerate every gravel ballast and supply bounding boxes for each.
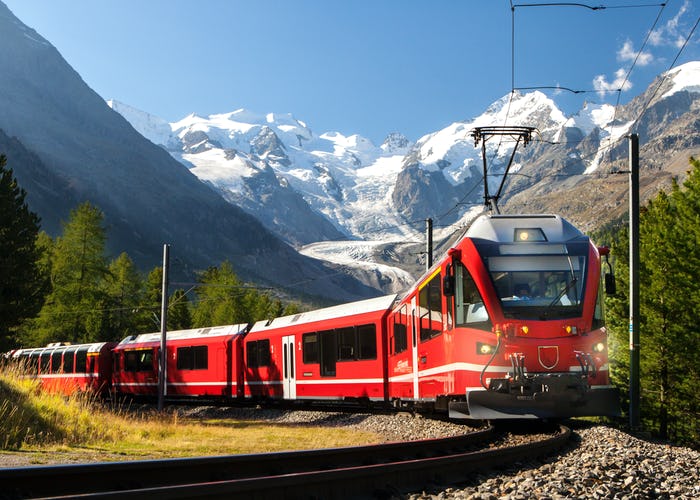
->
[402,423,700,499]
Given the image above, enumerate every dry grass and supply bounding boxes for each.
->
[0,365,379,459]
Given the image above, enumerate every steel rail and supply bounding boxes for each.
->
[70,425,571,500]
[1,426,497,499]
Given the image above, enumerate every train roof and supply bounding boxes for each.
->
[250,294,398,333]
[466,214,586,244]
[116,323,250,347]
[12,342,113,356]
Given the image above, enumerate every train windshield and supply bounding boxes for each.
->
[486,248,587,320]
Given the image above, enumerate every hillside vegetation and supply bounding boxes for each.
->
[0,365,378,456]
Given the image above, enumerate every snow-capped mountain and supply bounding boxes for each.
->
[109,101,417,247]
[110,61,700,289]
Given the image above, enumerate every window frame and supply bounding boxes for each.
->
[419,271,443,342]
[176,345,209,370]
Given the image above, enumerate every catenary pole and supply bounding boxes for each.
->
[628,134,641,431]
[157,244,170,411]
[426,218,433,271]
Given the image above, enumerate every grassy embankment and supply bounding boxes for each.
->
[0,365,379,460]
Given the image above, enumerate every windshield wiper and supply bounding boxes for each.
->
[547,277,578,309]
[541,252,579,319]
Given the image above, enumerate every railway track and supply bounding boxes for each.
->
[0,424,570,499]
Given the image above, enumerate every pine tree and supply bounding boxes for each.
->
[145,266,192,332]
[0,154,44,349]
[667,158,700,443]
[191,260,300,328]
[167,289,193,331]
[191,261,245,327]
[31,202,109,344]
[607,157,700,445]
[101,252,147,341]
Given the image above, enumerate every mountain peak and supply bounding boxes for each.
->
[381,132,411,154]
[662,60,700,100]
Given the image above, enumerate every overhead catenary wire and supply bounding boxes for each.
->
[511,1,667,95]
[603,2,668,165]
[514,2,665,9]
[182,2,695,298]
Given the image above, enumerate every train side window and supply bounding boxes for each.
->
[39,352,50,373]
[64,348,76,373]
[302,333,319,364]
[29,352,40,371]
[337,327,355,361]
[454,263,492,330]
[319,330,336,377]
[419,272,443,341]
[393,305,408,354]
[593,273,606,329]
[125,350,154,372]
[246,342,256,367]
[357,324,377,360]
[75,348,88,373]
[51,350,63,373]
[177,346,208,370]
[247,340,271,368]
[139,350,154,371]
[125,351,137,372]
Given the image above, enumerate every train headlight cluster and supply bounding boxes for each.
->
[592,342,606,353]
[477,342,497,355]
[565,325,578,335]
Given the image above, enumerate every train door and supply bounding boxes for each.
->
[282,335,296,399]
[410,297,419,400]
[389,302,417,400]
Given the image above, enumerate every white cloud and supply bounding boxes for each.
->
[593,1,694,101]
[617,40,654,66]
[593,68,633,98]
[649,0,690,47]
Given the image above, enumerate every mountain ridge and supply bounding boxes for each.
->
[0,1,379,303]
[109,61,700,286]
[112,61,700,239]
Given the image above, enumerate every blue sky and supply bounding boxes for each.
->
[4,0,699,144]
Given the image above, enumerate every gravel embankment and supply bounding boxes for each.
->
[402,422,700,499]
[178,406,471,441]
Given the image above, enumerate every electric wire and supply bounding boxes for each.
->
[514,2,664,9]
[603,2,668,166]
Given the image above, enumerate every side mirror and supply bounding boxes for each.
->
[604,272,616,296]
[602,251,616,295]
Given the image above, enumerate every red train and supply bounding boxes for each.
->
[9,213,619,420]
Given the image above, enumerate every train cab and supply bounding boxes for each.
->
[244,295,397,402]
[387,213,619,419]
[112,324,250,399]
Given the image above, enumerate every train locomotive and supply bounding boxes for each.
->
[9,212,619,420]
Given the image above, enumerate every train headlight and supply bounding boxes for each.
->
[521,325,529,335]
[477,342,496,355]
[565,325,578,335]
[514,228,547,242]
[592,342,606,353]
